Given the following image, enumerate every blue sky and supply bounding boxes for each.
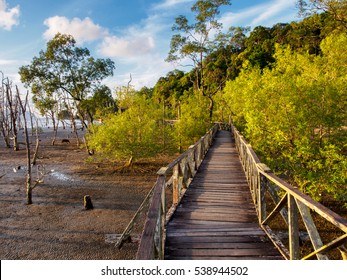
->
[0,0,300,90]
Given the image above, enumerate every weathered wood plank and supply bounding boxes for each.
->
[166,235,269,244]
[296,199,328,260]
[166,242,275,249]
[165,248,280,257]
[171,213,258,223]
[136,176,165,260]
[165,130,283,260]
[288,194,300,260]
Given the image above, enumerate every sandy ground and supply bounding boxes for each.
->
[0,128,170,260]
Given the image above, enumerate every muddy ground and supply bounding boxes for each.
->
[0,128,173,260]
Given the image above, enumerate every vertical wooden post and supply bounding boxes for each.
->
[288,194,300,260]
[259,174,267,223]
[172,165,179,205]
[198,143,204,166]
[188,146,196,177]
[296,200,328,260]
[154,207,161,259]
[160,175,166,259]
[258,164,271,224]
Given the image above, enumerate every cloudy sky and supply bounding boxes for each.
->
[0,0,300,89]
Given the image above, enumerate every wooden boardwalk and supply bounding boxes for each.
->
[164,130,283,260]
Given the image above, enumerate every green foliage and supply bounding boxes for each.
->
[32,94,58,117]
[87,94,173,163]
[79,85,117,122]
[153,70,192,104]
[223,32,347,203]
[298,0,347,30]
[174,92,211,150]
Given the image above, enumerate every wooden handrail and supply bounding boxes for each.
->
[231,123,347,260]
[136,124,219,259]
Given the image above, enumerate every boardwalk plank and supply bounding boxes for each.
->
[164,130,283,260]
[166,248,280,257]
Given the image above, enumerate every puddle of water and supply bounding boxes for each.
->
[50,171,73,182]
[9,166,73,183]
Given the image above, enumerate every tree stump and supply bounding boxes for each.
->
[84,195,93,210]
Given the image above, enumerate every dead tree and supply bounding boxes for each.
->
[16,87,44,204]
[0,73,19,149]
[5,79,19,151]
[0,72,11,148]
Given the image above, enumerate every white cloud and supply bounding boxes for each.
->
[99,35,155,58]
[97,12,176,88]
[0,0,20,30]
[152,0,194,10]
[98,14,166,59]
[43,16,108,43]
[252,0,297,26]
[221,0,298,29]
[0,58,17,65]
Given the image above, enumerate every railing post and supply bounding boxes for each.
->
[172,165,180,205]
[288,194,300,260]
[136,173,166,260]
[258,174,267,223]
[258,164,271,224]
[160,175,166,259]
[154,174,166,259]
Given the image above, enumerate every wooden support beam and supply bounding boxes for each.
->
[296,199,329,260]
[262,192,288,226]
[288,194,300,260]
[258,174,268,223]
[302,233,347,260]
[172,165,179,205]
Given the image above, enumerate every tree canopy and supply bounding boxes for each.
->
[19,33,115,128]
[223,32,347,203]
[167,0,231,119]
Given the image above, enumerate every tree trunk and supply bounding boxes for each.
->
[83,136,94,155]
[16,88,33,204]
[26,172,32,205]
[71,118,80,146]
[6,85,19,151]
[208,96,214,121]
[32,121,40,166]
[51,113,58,145]
[1,129,10,148]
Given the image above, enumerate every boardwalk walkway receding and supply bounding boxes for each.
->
[164,130,283,260]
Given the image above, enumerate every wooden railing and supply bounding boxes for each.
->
[136,124,219,259]
[231,124,347,260]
